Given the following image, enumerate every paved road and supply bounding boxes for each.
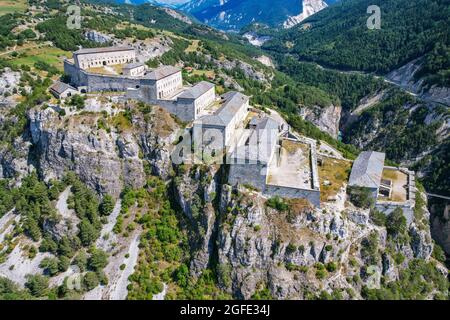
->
[306,60,448,107]
[427,193,450,201]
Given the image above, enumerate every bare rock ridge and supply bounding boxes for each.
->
[284,0,328,29]
[27,103,179,198]
[386,58,450,106]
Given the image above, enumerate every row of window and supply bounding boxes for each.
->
[79,56,135,69]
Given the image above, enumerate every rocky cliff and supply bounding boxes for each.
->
[387,58,450,106]
[171,164,447,299]
[0,95,447,299]
[283,0,328,29]
[300,104,342,139]
[13,101,181,198]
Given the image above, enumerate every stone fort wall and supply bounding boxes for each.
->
[375,201,415,225]
[228,163,268,192]
[65,61,196,122]
[375,166,417,225]
[64,60,141,92]
[264,185,321,208]
[128,87,195,122]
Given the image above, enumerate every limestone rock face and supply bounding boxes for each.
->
[172,164,221,276]
[26,105,178,198]
[0,136,33,182]
[136,107,180,180]
[386,58,450,106]
[85,30,112,44]
[284,0,328,29]
[300,104,342,139]
[409,224,433,259]
[209,185,446,299]
[0,68,21,98]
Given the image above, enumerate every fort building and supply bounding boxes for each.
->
[73,47,136,69]
[193,91,250,154]
[228,115,321,206]
[123,62,147,77]
[348,151,385,199]
[49,81,78,99]
[64,48,217,122]
[348,151,416,223]
[143,65,183,100]
[177,81,216,117]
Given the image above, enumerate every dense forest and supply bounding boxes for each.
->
[264,0,450,78]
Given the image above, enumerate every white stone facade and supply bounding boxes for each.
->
[155,71,183,99]
[193,86,215,116]
[74,47,136,69]
[123,64,146,77]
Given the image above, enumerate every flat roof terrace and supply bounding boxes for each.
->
[379,168,408,202]
[267,139,313,190]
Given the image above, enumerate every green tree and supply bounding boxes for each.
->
[78,219,99,246]
[25,274,49,297]
[99,195,115,216]
[83,272,99,291]
[88,249,108,272]
[39,257,59,276]
[174,264,189,288]
[386,209,407,237]
[73,251,88,272]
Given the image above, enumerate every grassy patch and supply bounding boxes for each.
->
[185,40,200,53]
[318,158,352,202]
[0,0,27,16]
[110,112,132,132]
[191,69,215,79]
[9,46,70,71]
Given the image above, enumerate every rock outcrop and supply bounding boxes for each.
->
[27,104,179,198]
[300,104,342,138]
[387,58,450,106]
[284,0,328,29]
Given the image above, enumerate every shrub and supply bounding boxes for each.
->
[386,208,407,237]
[370,209,387,226]
[432,244,446,263]
[25,274,49,297]
[325,262,337,272]
[348,186,375,209]
[285,243,297,255]
[83,272,99,291]
[266,196,289,212]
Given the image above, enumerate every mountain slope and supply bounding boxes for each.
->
[264,0,450,75]
[180,0,338,31]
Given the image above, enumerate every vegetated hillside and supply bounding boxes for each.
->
[264,0,450,80]
[259,0,450,198]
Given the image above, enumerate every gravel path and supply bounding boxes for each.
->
[0,209,17,243]
[56,187,73,220]
[153,283,167,300]
[96,200,121,252]
[84,232,141,300]
[84,200,141,300]
[107,233,141,300]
